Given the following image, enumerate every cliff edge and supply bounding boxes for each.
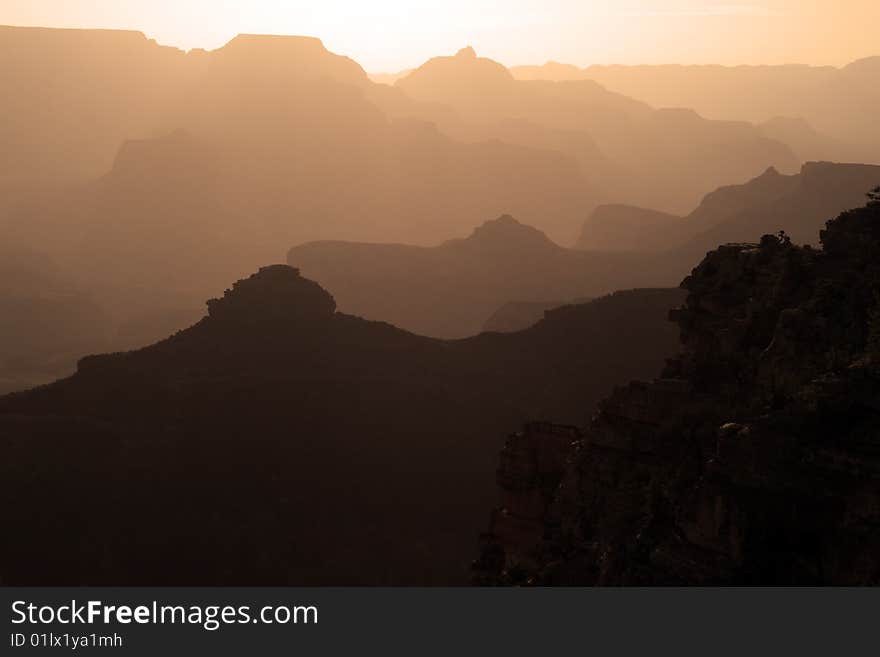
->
[476,188,880,585]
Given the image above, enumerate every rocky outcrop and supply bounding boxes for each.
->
[474,422,581,582]
[476,190,880,585]
[205,264,336,325]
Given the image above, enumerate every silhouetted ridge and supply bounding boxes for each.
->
[461,214,558,251]
[476,192,880,585]
[0,24,156,48]
[0,263,683,585]
[402,46,514,85]
[798,160,877,187]
[288,215,641,338]
[576,62,880,159]
[842,56,880,74]
[395,44,797,216]
[579,204,682,251]
[575,162,880,253]
[206,264,336,324]
[213,33,368,86]
[511,61,583,81]
[691,164,795,218]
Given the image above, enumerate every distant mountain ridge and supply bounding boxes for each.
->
[481,290,679,334]
[290,162,880,339]
[0,28,595,246]
[0,265,683,584]
[0,26,599,365]
[1,25,876,398]
[288,215,654,338]
[510,58,880,162]
[577,162,880,255]
[397,46,798,216]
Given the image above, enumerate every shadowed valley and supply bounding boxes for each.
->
[0,266,683,584]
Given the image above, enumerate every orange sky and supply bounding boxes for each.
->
[2,1,878,71]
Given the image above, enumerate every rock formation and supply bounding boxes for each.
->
[474,422,581,581]
[576,162,880,253]
[476,190,880,585]
[289,215,676,338]
[0,265,684,585]
[206,264,336,325]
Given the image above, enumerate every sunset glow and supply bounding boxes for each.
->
[4,0,880,601]
[2,0,878,71]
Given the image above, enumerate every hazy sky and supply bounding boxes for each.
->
[2,1,877,71]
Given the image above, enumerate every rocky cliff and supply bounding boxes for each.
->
[476,189,880,585]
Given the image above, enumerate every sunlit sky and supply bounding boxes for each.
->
[2,1,878,71]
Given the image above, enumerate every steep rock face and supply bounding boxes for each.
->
[477,192,880,585]
[474,422,581,581]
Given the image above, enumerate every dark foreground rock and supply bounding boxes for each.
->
[476,190,880,585]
